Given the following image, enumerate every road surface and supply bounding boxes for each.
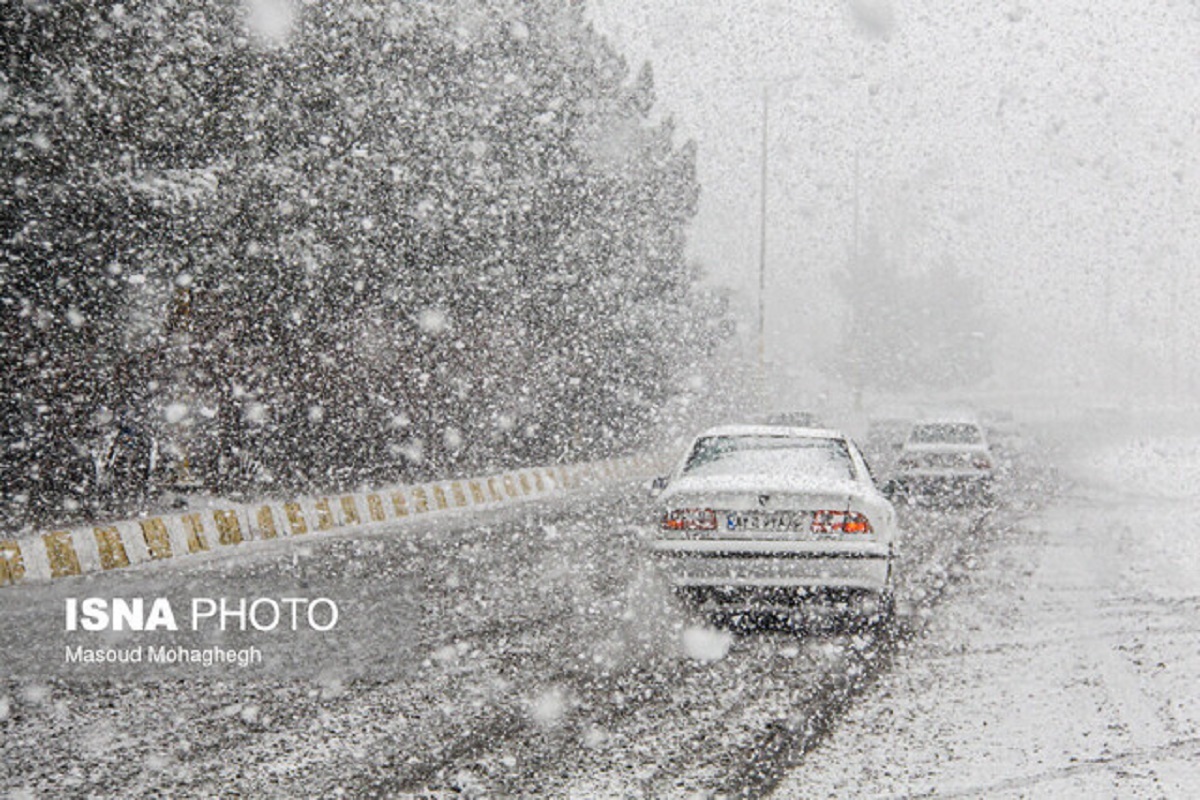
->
[1,431,1144,798]
[773,424,1200,798]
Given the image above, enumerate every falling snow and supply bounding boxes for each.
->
[3,1,1199,797]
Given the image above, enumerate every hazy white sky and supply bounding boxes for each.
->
[588,0,1200,394]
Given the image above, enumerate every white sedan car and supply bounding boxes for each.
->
[892,415,995,503]
[647,425,898,622]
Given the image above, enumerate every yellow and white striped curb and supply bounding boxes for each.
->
[0,453,667,588]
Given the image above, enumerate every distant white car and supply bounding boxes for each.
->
[892,414,994,503]
[646,425,898,622]
[755,410,824,428]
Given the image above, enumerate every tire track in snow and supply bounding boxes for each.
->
[708,510,996,799]
[528,503,1008,798]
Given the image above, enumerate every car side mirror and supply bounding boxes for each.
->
[881,479,898,500]
[648,476,668,498]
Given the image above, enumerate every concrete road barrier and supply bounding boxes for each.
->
[0,453,668,588]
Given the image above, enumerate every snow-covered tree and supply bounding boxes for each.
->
[1,0,725,523]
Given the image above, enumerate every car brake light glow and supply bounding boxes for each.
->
[811,510,873,534]
[662,508,718,531]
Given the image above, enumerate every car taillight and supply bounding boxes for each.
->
[662,508,718,531]
[811,510,873,534]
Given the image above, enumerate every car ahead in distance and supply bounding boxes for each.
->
[891,414,994,504]
[755,410,824,428]
[646,425,898,626]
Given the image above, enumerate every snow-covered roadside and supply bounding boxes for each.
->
[0,470,1012,797]
[773,430,1200,798]
[0,485,678,797]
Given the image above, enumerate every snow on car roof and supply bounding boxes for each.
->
[913,410,982,425]
[695,424,846,440]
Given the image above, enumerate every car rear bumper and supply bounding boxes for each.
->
[648,539,892,593]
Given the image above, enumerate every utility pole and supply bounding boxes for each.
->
[852,146,863,411]
[757,74,807,377]
[757,84,770,372]
[853,148,861,265]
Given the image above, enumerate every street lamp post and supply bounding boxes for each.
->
[757,74,806,373]
[757,84,769,370]
[755,31,872,382]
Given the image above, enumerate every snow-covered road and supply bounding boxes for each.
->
[774,427,1200,798]
[2,436,1055,798]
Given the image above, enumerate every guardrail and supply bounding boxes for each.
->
[0,453,663,588]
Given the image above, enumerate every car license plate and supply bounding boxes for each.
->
[725,511,808,532]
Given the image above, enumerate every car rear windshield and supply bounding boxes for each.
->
[681,435,853,480]
[908,423,983,445]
